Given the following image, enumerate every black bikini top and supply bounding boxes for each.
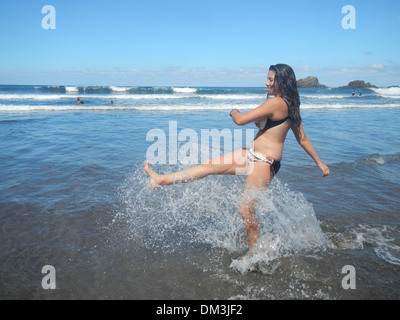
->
[260,116,289,132]
[260,97,290,132]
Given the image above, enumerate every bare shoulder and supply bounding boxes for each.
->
[262,96,287,110]
[264,96,288,119]
[265,96,285,104]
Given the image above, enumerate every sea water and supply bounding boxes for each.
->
[0,85,400,299]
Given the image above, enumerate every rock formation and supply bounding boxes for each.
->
[296,76,327,88]
[341,80,377,88]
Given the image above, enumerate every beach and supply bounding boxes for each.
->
[1,85,400,299]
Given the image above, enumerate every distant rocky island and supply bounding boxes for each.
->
[340,80,377,88]
[296,76,378,88]
[297,76,327,88]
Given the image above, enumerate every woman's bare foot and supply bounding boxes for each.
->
[144,161,163,189]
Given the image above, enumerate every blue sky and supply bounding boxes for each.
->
[0,0,399,87]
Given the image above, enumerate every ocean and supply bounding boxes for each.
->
[0,84,399,300]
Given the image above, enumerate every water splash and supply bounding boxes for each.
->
[367,153,385,165]
[323,221,400,266]
[113,166,329,272]
[230,181,329,274]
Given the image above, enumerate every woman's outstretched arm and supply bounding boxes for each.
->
[291,123,330,177]
[230,97,285,126]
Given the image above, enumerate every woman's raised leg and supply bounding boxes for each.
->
[144,148,248,189]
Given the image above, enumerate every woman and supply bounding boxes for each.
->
[145,64,330,251]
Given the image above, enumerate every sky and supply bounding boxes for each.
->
[0,0,399,87]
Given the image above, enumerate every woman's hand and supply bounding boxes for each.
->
[229,109,239,117]
[229,109,240,124]
[317,162,330,177]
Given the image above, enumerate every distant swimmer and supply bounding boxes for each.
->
[110,100,114,105]
[352,90,356,96]
[77,98,84,104]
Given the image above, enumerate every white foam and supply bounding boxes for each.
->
[110,86,131,92]
[0,94,68,101]
[105,94,189,100]
[0,103,256,112]
[0,92,262,101]
[2,102,400,112]
[301,103,400,109]
[359,224,400,265]
[301,94,351,100]
[65,86,79,92]
[325,223,400,266]
[0,93,188,101]
[199,94,264,100]
[372,87,400,98]
[0,104,131,112]
[173,87,197,93]
[368,154,385,165]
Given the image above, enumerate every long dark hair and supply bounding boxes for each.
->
[269,64,301,127]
